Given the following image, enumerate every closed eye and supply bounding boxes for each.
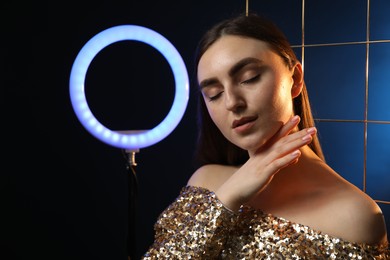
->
[241,74,260,85]
[208,91,224,102]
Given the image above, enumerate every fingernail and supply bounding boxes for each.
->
[306,127,317,134]
[291,150,300,158]
[291,115,299,123]
[302,134,312,142]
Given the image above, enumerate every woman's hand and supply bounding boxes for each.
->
[215,115,317,212]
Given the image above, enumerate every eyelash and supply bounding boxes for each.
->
[241,74,260,85]
[208,91,224,102]
[207,74,261,102]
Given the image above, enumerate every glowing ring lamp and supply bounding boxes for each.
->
[69,25,189,150]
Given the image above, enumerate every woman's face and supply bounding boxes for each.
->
[197,35,302,155]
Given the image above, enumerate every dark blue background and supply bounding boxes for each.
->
[2,1,389,259]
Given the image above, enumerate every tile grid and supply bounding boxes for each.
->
[365,0,370,196]
[297,0,390,205]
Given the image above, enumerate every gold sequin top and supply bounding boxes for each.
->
[143,186,389,259]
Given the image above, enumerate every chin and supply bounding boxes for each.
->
[234,138,267,153]
[236,129,278,152]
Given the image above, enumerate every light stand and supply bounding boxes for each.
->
[69,25,189,259]
[122,149,139,260]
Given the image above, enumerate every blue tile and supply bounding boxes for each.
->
[292,47,302,63]
[366,123,390,200]
[370,0,390,40]
[305,0,366,44]
[368,43,390,121]
[250,0,302,45]
[304,45,366,119]
[316,121,365,189]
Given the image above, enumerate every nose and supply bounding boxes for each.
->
[224,87,245,112]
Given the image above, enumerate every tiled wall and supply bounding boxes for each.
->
[250,0,390,235]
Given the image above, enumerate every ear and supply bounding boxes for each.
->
[291,62,304,98]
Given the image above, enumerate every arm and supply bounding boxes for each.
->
[142,186,238,259]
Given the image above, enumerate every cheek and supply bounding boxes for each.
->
[205,104,226,130]
[272,91,294,121]
[205,105,219,124]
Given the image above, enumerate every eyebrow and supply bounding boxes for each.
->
[199,57,262,90]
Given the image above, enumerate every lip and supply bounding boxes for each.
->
[232,116,258,129]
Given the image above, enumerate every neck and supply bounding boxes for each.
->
[246,145,326,209]
[269,145,324,184]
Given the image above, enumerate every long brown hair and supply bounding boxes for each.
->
[193,13,324,167]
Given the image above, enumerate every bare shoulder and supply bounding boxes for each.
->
[187,164,238,192]
[326,183,388,245]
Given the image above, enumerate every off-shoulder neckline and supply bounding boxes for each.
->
[183,185,388,250]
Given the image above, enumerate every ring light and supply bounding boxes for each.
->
[69,25,189,150]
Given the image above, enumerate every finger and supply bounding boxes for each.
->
[276,126,317,148]
[264,127,316,165]
[268,149,302,173]
[278,115,301,137]
[268,115,301,145]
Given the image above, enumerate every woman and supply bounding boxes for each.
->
[142,13,389,259]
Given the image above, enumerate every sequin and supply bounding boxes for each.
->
[143,186,389,259]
